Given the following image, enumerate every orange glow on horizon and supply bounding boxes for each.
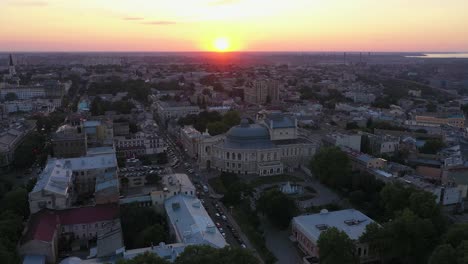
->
[0,0,467,52]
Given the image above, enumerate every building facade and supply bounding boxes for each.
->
[244,79,280,104]
[198,114,317,175]
[291,209,376,263]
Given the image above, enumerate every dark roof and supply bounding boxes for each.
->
[224,123,274,149]
[59,204,119,225]
[22,204,119,244]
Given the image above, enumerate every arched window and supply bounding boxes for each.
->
[226,152,230,159]
[238,153,242,160]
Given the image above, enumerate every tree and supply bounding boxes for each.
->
[174,245,258,264]
[4,92,18,101]
[222,111,241,127]
[120,204,168,249]
[317,227,358,264]
[257,189,298,229]
[207,121,228,136]
[456,240,468,264]
[0,188,29,218]
[265,95,272,104]
[362,209,438,264]
[419,139,445,154]
[310,147,351,188]
[429,244,457,264]
[135,224,168,248]
[443,223,468,248]
[12,132,45,169]
[117,252,170,264]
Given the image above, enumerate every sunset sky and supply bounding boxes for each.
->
[1,0,468,52]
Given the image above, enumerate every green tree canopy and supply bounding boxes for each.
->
[317,227,358,264]
[174,245,258,264]
[257,189,298,229]
[310,147,351,188]
[4,92,18,101]
[419,139,445,154]
[361,209,438,264]
[120,204,168,249]
[0,188,29,218]
[429,244,457,264]
[443,223,468,248]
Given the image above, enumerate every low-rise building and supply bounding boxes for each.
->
[291,209,376,263]
[114,131,166,158]
[29,147,119,212]
[414,113,465,128]
[164,194,227,248]
[29,159,75,214]
[154,101,200,121]
[0,121,35,168]
[19,205,121,264]
[51,125,87,158]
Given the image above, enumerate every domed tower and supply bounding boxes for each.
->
[8,54,16,76]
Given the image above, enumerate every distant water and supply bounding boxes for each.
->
[407,53,468,58]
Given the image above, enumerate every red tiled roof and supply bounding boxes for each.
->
[21,210,59,244]
[22,204,119,244]
[59,204,119,225]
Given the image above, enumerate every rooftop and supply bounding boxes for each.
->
[22,204,119,244]
[264,113,296,129]
[292,209,375,241]
[224,121,275,149]
[32,159,73,196]
[164,194,227,248]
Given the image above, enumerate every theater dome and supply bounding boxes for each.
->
[224,119,273,149]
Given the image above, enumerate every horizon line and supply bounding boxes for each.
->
[1,50,468,54]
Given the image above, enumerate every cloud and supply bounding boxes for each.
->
[141,21,177,25]
[122,17,144,21]
[208,0,241,6]
[9,0,48,6]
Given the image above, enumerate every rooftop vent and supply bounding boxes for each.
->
[192,201,201,208]
[344,219,367,226]
[315,224,329,231]
[319,209,329,215]
[172,202,180,211]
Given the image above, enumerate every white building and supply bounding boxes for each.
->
[165,194,227,248]
[114,131,166,158]
[154,101,200,121]
[29,159,75,214]
[291,209,376,263]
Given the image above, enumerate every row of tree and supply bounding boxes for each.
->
[117,245,258,264]
[90,97,135,116]
[178,110,241,136]
[0,180,31,263]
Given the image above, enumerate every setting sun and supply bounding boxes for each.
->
[214,37,230,52]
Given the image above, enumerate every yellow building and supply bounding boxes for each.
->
[415,114,465,128]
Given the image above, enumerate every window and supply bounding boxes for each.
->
[237,153,241,160]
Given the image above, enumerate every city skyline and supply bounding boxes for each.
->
[1,0,468,52]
